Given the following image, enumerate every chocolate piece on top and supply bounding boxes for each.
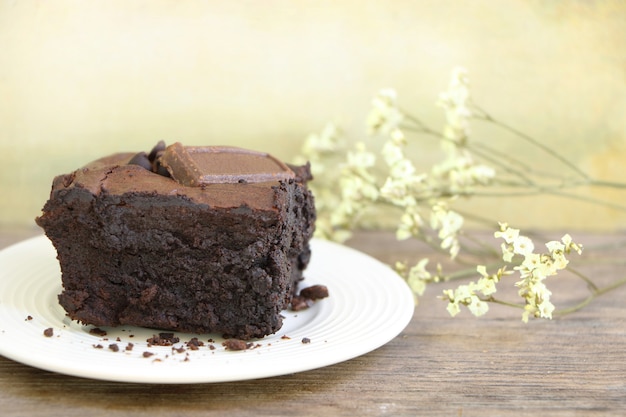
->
[159,142,295,187]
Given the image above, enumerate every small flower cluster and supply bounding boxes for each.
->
[369,92,469,258]
[432,67,495,194]
[443,223,583,322]
[293,123,350,241]
[499,224,582,322]
[395,258,442,304]
[436,67,472,147]
[442,265,511,317]
[368,70,492,258]
[330,142,380,236]
[366,88,404,136]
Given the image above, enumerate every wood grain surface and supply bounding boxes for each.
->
[1,228,625,417]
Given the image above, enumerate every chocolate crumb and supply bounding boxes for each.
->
[302,338,311,344]
[93,344,104,349]
[173,346,186,354]
[290,295,310,311]
[281,335,291,340]
[290,285,329,311]
[186,337,204,350]
[147,332,180,346]
[143,351,154,358]
[26,315,33,321]
[43,327,54,337]
[222,339,251,351]
[299,285,329,300]
[89,327,107,337]
[125,343,134,351]
[109,343,119,352]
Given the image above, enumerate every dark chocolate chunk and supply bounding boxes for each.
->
[43,327,54,337]
[154,160,171,177]
[128,152,152,171]
[148,140,167,162]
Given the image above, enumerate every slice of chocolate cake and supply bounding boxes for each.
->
[35,142,315,339]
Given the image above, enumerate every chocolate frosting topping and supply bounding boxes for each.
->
[52,142,310,211]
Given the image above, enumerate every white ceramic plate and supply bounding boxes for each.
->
[0,235,414,384]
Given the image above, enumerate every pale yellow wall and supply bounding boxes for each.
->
[1,0,625,230]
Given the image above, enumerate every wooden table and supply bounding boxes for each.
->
[1,228,625,416]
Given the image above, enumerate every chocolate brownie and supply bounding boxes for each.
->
[35,142,315,339]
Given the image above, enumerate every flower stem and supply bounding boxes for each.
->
[445,261,506,281]
[471,103,590,180]
[555,276,626,315]
[400,111,441,137]
[566,266,599,292]
[484,296,525,310]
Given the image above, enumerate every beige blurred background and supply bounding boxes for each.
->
[1,0,625,231]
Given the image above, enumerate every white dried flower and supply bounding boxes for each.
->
[381,140,404,167]
[494,223,520,244]
[346,142,376,173]
[367,89,404,135]
[512,235,535,257]
[437,67,472,146]
[407,258,432,297]
[442,282,489,317]
[430,203,464,258]
[396,205,424,240]
[561,234,583,255]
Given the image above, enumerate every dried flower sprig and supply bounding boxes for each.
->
[296,67,626,321]
[442,224,583,322]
